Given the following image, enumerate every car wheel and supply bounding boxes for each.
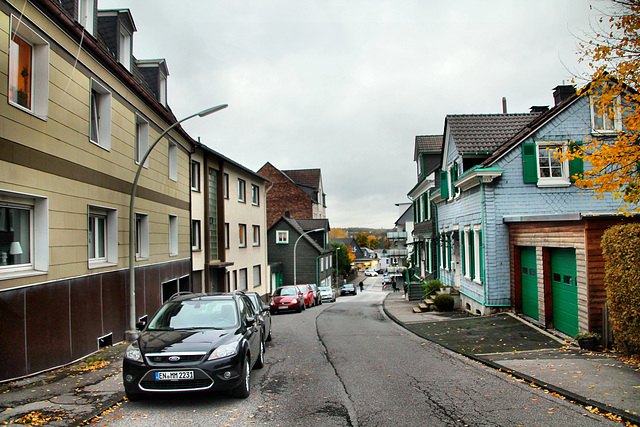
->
[255,340,264,369]
[266,326,272,342]
[232,357,251,398]
[296,304,302,313]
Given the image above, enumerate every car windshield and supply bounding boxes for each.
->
[296,285,308,292]
[274,287,297,297]
[318,286,331,291]
[146,299,238,330]
[344,284,354,288]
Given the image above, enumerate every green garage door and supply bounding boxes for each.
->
[520,247,538,320]
[551,248,578,337]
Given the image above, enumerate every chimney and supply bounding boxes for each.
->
[530,105,550,114]
[284,210,290,218]
[502,97,507,114]
[553,85,576,106]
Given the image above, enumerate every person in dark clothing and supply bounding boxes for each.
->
[392,279,398,292]
[359,281,364,292]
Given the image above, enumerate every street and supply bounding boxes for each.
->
[97,276,617,426]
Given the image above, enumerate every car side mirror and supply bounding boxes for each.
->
[245,316,256,326]
[135,321,146,331]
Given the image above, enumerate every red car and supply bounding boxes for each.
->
[270,286,305,314]
[296,284,315,308]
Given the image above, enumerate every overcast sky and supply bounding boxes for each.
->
[99,0,599,228]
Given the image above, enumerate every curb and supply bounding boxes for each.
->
[382,294,640,426]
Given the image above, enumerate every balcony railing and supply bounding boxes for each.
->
[387,231,407,240]
[387,248,408,256]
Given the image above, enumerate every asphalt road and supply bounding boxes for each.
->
[96,277,617,426]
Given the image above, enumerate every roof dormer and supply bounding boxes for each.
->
[97,9,136,72]
[136,59,170,107]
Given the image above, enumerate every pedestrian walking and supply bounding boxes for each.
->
[392,279,398,292]
[359,281,364,292]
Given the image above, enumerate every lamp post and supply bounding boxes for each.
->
[293,228,324,286]
[127,104,228,339]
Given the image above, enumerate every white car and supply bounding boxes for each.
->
[364,270,378,277]
[318,286,337,302]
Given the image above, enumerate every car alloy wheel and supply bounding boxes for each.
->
[255,340,264,369]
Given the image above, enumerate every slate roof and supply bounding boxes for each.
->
[283,169,321,190]
[278,217,328,253]
[414,135,443,160]
[295,218,330,232]
[446,113,540,154]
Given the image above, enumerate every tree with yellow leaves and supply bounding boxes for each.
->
[569,0,640,211]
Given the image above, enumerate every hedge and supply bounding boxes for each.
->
[601,223,640,356]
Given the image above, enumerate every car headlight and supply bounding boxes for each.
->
[124,343,143,362]
[292,298,298,304]
[208,342,239,360]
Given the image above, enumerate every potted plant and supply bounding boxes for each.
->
[574,331,601,350]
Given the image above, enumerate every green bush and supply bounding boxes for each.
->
[601,223,640,356]
[433,294,455,311]
[422,279,444,297]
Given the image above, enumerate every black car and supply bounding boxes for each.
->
[122,292,264,401]
[341,283,357,295]
[243,291,272,343]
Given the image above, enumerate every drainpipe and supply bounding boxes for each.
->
[479,177,488,306]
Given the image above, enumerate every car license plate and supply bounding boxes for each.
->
[278,306,289,309]
[155,370,194,381]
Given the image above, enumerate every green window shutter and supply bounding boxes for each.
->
[568,141,584,182]
[469,231,475,279]
[460,230,466,276]
[522,142,538,183]
[450,162,458,196]
[479,229,485,282]
[440,170,449,199]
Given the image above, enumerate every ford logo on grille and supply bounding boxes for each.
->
[168,356,181,362]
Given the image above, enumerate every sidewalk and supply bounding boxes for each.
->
[383,291,640,425]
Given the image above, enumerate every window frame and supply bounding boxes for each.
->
[192,219,201,251]
[225,222,230,249]
[135,213,149,260]
[253,265,261,288]
[118,24,132,71]
[78,0,95,35]
[9,16,50,119]
[536,141,570,188]
[223,173,230,199]
[191,160,201,192]
[590,94,622,134]
[135,114,149,168]
[252,225,260,246]
[238,179,246,203]
[89,79,112,150]
[168,140,178,182]
[251,184,260,206]
[88,205,117,268]
[239,224,247,248]
[169,215,178,256]
[276,230,289,244]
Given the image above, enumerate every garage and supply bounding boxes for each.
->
[520,247,538,320]
[550,248,578,337]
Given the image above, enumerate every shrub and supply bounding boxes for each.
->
[601,223,640,356]
[422,279,444,297]
[433,294,455,311]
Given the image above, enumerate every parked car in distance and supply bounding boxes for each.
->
[309,284,322,306]
[382,276,393,285]
[318,285,337,302]
[270,286,305,314]
[364,269,378,276]
[122,292,264,401]
[244,291,272,343]
[296,284,315,308]
[341,283,357,295]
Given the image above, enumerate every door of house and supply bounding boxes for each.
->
[520,246,538,320]
[550,248,578,337]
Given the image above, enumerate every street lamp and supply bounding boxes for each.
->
[293,228,324,286]
[127,104,228,339]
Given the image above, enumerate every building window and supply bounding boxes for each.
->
[238,179,246,203]
[135,115,149,167]
[192,220,201,251]
[135,213,149,260]
[253,265,261,288]
[89,79,112,150]
[239,224,247,248]
[191,161,200,191]
[223,173,229,199]
[225,223,230,249]
[251,184,260,206]
[208,169,219,261]
[9,16,49,118]
[473,228,483,284]
[252,225,260,246]
[590,95,622,134]
[276,230,289,244]
[0,192,48,276]
[78,0,95,34]
[159,74,167,107]
[169,215,178,256]
[88,206,117,268]
[168,140,178,181]
[118,25,132,71]
[536,142,570,187]
[238,268,248,291]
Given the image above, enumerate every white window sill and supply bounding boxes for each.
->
[0,268,48,281]
[9,100,48,121]
[537,179,571,188]
[473,279,483,285]
[136,255,150,261]
[88,260,117,269]
[591,129,620,136]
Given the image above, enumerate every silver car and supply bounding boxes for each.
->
[318,285,337,302]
